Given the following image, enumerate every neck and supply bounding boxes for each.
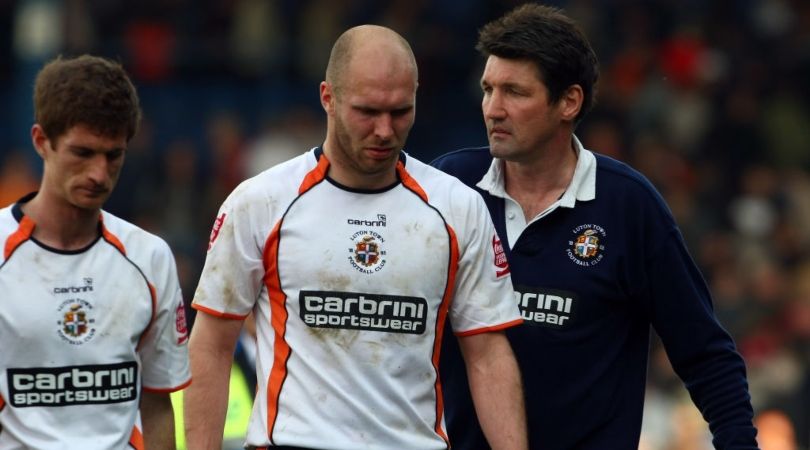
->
[23,191,101,250]
[503,134,578,221]
[321,141,398,191]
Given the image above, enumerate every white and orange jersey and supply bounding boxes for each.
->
[194,148,521,450]
[0,196,191,450]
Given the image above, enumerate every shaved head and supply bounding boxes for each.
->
[325,25,418,94]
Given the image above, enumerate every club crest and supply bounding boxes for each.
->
[567,224,606,267]
[348,230,387,274]
[57,299,97,345]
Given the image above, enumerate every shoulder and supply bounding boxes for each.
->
[405,153,483,200]
[595,153,669,205]
[403,154,490,225]
[0,205,18,264]
[430,147,492,185]
[592,152,676,225]
[100,211,174,262]
[233,150,315,202]
[0,204,17,235]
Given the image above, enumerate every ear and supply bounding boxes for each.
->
[31,124,52,160]
[320,81,335,115]
[559,84,584,122]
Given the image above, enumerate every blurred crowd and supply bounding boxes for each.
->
[0,0,808,448]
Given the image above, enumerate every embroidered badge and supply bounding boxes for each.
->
[208,212,227,251]
[492,234,510,277]
[57,299,97,345]
[175,299,189,345]
[567,224,606,267]
[348,230,387,274]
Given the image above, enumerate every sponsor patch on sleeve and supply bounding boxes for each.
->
[208,212,227,251]
[492,234,510,277]
[175,298,189,345]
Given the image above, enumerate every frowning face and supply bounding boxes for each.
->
[481,55,564,163]
[34,123,127,211]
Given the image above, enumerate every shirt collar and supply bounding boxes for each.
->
[476,135,596,207]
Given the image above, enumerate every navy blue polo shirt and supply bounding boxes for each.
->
[433,141,758,450]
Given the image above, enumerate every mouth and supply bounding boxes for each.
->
[80,187,109,196]
[365,147,396,159]
[489,127,511,139]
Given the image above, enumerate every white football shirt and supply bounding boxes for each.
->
[0,198,191,450]
[194,148,521,449]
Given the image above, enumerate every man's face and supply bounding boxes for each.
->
[481,55,562,162]
[322,55,416,189]
[34,123,127,211]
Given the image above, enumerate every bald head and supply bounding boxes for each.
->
[325,25,418,94]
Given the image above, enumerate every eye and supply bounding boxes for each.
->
[107,149,125,161]
[356,107,378,116]
[391,107,412,117]
[72,148,93,158]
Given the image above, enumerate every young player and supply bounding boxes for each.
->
[0,55,191,449]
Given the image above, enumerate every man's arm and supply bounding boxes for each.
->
[183,312,244,450]
[458,330,528,450]
[141,391,176,449]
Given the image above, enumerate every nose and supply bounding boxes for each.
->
[86,154,110,186]
[483,90,506,120]
[373,113,394,142]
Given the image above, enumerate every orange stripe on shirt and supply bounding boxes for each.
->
[455,318,524,337]
[298,151,330,194]
[396,157,452,442]
[0,393,6,411]
[128,426,144,450]
[100,217,127,255]
[191,303,249,320]
[262,219,288,444]
[396,160,428,202]
[261,153,328,441]
[143,377,192,393]
[3,215,35,260]
[432,223,460,444]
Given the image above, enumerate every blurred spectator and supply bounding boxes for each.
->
[755,409,798,450]
[0,149,38,208]
[1,1,808,448]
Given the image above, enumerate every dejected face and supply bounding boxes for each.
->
[34,123,127,211]
[321,53,417,189]
[481,55,564,163]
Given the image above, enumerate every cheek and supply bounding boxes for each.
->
[394,115,415,135]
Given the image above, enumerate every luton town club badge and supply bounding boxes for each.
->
[567,224,606,267]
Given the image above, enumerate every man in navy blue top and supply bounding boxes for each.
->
[433,3,759,449]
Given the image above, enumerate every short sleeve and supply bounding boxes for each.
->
[192,184,269,318]
[448,189,521,335]
[139,241,191,391]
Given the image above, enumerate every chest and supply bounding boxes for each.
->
[275,184,452,300]
[502,204,640,332]
[0,242,153,359]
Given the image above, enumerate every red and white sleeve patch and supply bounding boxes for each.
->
[492,234,510,277]
[208,212,227,251]
[175,299,189,345]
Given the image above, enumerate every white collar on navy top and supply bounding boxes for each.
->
[475,135,597,247]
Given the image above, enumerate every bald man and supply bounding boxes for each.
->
[183,25,528,450]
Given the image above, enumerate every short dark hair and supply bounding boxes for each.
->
[477,3,599,124]
[34,55,141,142]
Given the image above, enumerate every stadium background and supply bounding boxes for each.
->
[0,0,807,448]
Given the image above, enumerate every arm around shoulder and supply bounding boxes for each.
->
[458,330,528,450]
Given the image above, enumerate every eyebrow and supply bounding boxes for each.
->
[67,145,126,154]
